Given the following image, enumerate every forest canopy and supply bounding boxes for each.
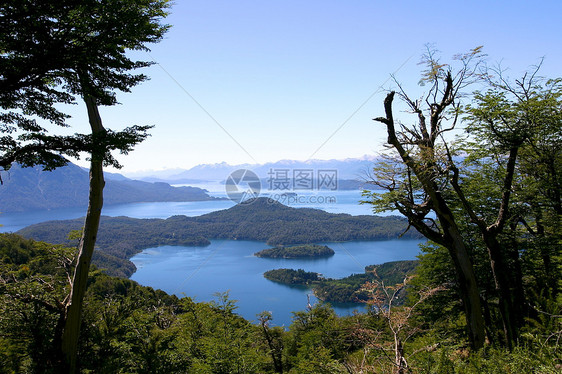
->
[364,48,562,354]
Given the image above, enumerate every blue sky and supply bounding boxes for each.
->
[60,0,562,174]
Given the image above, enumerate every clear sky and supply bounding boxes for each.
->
[60,0,562,174]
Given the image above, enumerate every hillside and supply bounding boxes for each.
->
[17,197,422,276]
[1,233,556,373]
[0,163,217,212]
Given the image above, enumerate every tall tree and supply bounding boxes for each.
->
[367,48,561,349]
[1,0,170,370]
[463,66,562,324]
[58,2,170,371]
[366,47,487,349]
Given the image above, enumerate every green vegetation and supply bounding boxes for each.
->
[255,244,334,258]
[361,48,562,372]
[1,1,172,370]
[19,198,421,250]
[1,8,560,369]
[365,260,421,287]
[1,233,560,373]
[264,261,419,304]
[17,198,421,277]
[264,268,322,285]
[19,215,211,277]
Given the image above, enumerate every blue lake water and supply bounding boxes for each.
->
[0,190,378,233]
[0,187,423,326]
[130,239,423,327]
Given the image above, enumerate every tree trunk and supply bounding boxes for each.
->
[394,336,406,374]
[438,212,486,350]
[260,323,283,373]
[481,232,525,349]
[481,292,494,345]
[413,159,487,350]
[375,91,486,350]
[60,96,105,373]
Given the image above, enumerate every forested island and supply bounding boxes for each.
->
[263,260,419,304]
[255,244,334,258]
[17,198,421,277]
[264,268,322,284]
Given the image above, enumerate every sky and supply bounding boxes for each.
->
[58,0,562,175]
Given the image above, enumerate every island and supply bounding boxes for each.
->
[255,244,335,258]
[262,260,419,304]
[263,268,322,285]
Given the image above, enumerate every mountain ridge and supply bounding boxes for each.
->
[0,163,218,213]
[133,156,379,182]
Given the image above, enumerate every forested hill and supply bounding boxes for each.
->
[187,197,421,243]
[17,198,421,276]
[0,163,216,212]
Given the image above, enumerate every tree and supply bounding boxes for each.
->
[257,311,285,373]
[0,1,83,173]
[0,234,73,372]
[361,275,444,374]
[462,65,562,344]
[366,47,487,349]
[1,0,170,371]
[366,48,562,350]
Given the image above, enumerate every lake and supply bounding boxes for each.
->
[130,239,424,327]
[1,187,423,326]
[0,189,378,233]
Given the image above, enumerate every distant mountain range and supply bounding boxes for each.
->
[0,156,380,213]
[0,163,216,213]
[135,156,379,183]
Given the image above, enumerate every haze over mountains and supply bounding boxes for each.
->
[0,157,380,212]
[0,163,215,213]
[131,156,378,183]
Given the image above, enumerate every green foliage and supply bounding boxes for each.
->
[287,304,347,366]
[17,198,420,251]
[315,282,364,304]
[0,2,76,171]
[0,234,72,372]
[1,233,560,373]
[366,260,420,287]
[0,234,270,373]
[263,269,321,285]
[411,345,561,374]
[317,261,418,304]
[0,0,171,171]
[418,45,485,86]
[367,49,562,350]
[408,243,467,338]
[264,268,322,285]
[288,345,347,373]
[264,260,419,305]
[2,3,172,367]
